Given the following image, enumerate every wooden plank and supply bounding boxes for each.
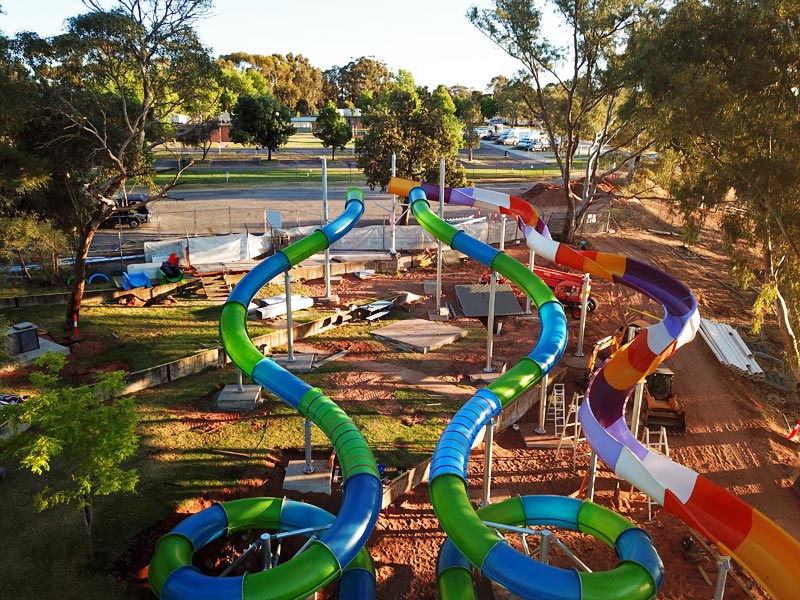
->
[312,350,349,369]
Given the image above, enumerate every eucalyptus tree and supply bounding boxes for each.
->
[14,0,219,327]
[469,0,657,241]
[627,0,800,380]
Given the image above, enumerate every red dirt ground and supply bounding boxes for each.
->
[107,195,799,599]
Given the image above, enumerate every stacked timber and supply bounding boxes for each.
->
[698,318,765,380]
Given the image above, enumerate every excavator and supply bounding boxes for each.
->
[577,321,687,432]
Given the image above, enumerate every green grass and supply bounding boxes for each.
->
[0,300,281,380]
[0,282,475,598]
[153,167,364,187]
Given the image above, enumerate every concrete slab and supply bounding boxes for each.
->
[423,280,438,295]
[518,421,562,448]
[212,384,263,412]
[427,310,449,322]
[371,318,467,354]
[272,353,315,372]
[11,338,70,367]
[283,459,332,495]
[455,284,523,318]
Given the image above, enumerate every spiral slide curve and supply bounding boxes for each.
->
[148,188,383,600]
[395,183,664,599]
[391,177,800,599]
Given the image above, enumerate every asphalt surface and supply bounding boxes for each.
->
[91,140,559,250]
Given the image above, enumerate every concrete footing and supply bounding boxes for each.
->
[283,459,332,495]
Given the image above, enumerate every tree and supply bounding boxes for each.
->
[13,0,219,328]
[0,216,69,283]
[219,52,325,114]
[461,99,484,161]
[229,93,295,160]
[314,101,352,160]
[178,118,219,161]
[627,0,800,380]
[334,57,394,108]
[479,94,499,120]
[469,0,656,242]
[355,84,467,223]
[0,353,138,564]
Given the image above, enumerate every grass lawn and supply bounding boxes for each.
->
[0,300,474,598]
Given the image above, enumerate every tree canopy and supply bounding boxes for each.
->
[1,352,138,563]
[313,101,352,160]
[9,0,219,327]
[469,0,657,241]
[627,0,800,379]
[219,51,325,115]
[324,57,394,108]
[355,83,466,222]
[230,93,295,160]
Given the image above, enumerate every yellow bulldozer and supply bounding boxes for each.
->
[577,321,687,432]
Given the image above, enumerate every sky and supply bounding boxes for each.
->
[0,0,527,91]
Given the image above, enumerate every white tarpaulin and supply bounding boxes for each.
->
[277,219,496,252]
[144,233,271,263]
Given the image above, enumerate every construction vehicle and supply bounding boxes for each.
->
[533,266,597,319]
[479,265,598,319]
[643,366,686,432]
[577,321,686,431]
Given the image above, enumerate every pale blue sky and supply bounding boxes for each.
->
[0,0,527,91]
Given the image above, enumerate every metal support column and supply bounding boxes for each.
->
[535,372,549,434]
[575,273,591,357]
[303,418,314,474]
[284,272,295,362]
[587,451,598,501]
[321,157,331,298]
[485,272,497,372]
[481,418,496,506]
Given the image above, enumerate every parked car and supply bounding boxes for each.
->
[99,209,149,229]
[527,139,551,152]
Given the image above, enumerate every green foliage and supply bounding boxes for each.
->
[354,84,467,195]
[460,99,484,160]
[628,0,800,373]
[219,52,325,114]
[325,57,394,108]
[0,215,69,283]
[470,0,657,241]
[1,351,138,547]
[313,101,352,160]
[230,93,295,160]
[8,0,219,327]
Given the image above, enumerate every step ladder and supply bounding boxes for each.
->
[636,426,670,521]
[545,383,566,437]
[557,393,590,470]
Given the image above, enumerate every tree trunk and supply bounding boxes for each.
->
[82,495,94,565]
[774,287,800,383]
[14,248,33,283]
[65,227,96,330]
[560,150,577,243]
[332,148,336,161]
